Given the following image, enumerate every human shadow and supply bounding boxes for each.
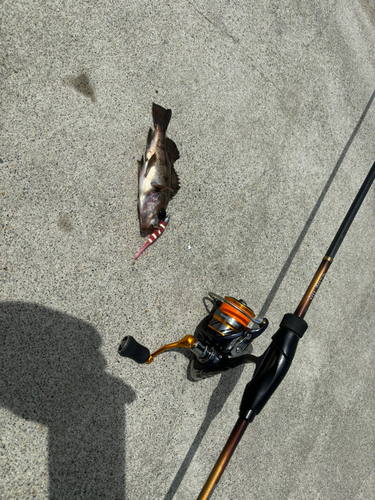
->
[0,301,136,500]
[163,86,375,499]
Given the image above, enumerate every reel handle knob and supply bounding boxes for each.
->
[118,336,151,364]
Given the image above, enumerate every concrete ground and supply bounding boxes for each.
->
[1,1,375,499]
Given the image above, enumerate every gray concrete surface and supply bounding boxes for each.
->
[1,1,375,499]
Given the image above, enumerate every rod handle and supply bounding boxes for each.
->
[240,314,307,419]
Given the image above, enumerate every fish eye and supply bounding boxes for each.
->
[158,209,166,221]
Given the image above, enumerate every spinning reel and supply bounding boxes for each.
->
[118,292,269,380]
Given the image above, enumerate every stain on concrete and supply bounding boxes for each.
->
[58,213,74,232]
[64,72,96,102]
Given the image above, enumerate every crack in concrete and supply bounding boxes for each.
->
[185,0,238,43]
[185,0,282,92]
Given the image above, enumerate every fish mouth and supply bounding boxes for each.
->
[140,226,155,237]
[140,215,159,237]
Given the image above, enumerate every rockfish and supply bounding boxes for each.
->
[138,103,180,236]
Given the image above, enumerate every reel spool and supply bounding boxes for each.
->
[208,293,258,336]
[203,292,267,353]
[119,292,268,380]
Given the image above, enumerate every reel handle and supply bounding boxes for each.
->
[118,336,151,364]
[118,334,197,365]
[240,314,308,420]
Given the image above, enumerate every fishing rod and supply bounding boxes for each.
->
[119,160,375,499]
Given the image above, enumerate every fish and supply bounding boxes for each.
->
[137,103,180,237]
[134,217,170,260]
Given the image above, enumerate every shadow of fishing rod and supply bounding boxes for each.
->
[163,87,375,500]
[163,368,243,500]
[259,87,375,317]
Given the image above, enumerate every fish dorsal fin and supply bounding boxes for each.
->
[171,165,180,197]
[138,156,143,179]
[145,153,157,176]
[166,137,180,164]
[146,128,154,150]
[138,156,144,170]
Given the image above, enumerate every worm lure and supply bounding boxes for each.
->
[134,216,170,260]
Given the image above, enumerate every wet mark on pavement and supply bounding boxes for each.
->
[64,72,96,102]
[58,213,74,232]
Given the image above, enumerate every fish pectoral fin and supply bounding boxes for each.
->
[151,182,173,194]
[166,138,180,164]
[171,165,180,197]
[146,128,154,150]
[144,153,157,176]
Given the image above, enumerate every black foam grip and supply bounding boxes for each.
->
[118,336,150,364]
[279,313,308,338]
[239,314,308,419]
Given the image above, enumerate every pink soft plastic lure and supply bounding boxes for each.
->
[134,216,170,260]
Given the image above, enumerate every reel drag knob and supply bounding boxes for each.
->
[118,336,151,364]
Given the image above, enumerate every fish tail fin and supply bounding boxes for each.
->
[152,103,171,131]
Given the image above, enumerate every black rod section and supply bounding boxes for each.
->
[296,160,375,318]
[327,161,375,259]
